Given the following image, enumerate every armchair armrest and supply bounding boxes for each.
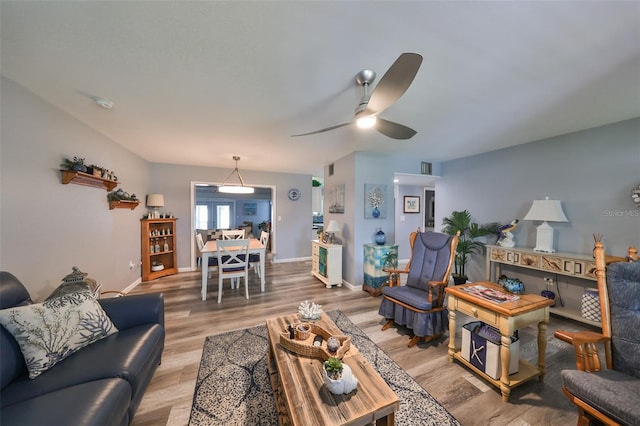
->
[382,267,408,287]
[428,279,448,287]
[554,329,611,372]
[99,293,164,330]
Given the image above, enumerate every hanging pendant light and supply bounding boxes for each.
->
[218,156,254,194]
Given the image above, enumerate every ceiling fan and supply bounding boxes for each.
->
[291,52,423,140]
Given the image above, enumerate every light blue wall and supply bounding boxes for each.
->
[395,184,425,260]
[436,117,640,282]
[148,162,312,267]
[326,152,442,287]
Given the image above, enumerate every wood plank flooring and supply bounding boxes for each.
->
[129,260,586,426]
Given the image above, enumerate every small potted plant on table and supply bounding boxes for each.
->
[323,356,358,395]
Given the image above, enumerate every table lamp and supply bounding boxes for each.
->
[523,197,568,253]
[325,220,341,244]
[146,194,165,218]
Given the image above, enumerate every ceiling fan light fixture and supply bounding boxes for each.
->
[218,156,255,194]
[356,115,377,129]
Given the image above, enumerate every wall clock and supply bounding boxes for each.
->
[288,188,301,201]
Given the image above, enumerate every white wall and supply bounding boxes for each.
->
[1,76,150,300]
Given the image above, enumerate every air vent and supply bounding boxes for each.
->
[328,163,334,176]
[421,162,432,175]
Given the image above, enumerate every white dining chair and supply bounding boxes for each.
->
[249,231,269,278]
[222,229,245,240]
[216,239,251,303]
[196,232,218,278]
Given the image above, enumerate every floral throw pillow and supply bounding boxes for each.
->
[0,292,118,379]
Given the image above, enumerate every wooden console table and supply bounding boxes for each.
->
[485,245,599,327]
[445,282,553,402]
[265,312,398,425]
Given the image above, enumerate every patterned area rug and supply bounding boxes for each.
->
[189,310,460,425]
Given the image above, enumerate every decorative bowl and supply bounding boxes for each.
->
[498,275,525,294]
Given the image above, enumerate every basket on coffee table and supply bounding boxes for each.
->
[279,323,351,360]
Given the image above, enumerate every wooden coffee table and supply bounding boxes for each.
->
[265,312,399,426]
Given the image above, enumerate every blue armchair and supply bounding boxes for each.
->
[378,230,459,347]
[554,242,640,426]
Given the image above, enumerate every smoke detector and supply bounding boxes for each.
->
[94,97,114,109]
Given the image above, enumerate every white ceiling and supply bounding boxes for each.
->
[2,1,639,178]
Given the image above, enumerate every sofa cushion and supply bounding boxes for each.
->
[1,324,164,407]
[1,378,131,426]
[0,292,118,378]
[562,369,640,426]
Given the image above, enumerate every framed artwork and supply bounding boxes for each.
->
[365,184,387,219]
[243,202,257,215]
[403,196,420,213]
[328,184,345,214]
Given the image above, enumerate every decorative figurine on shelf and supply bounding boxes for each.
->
[107,188,138,202]
[60,156,87,172]
[497,219,519,248]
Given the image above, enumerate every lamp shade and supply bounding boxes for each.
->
[523,197,568,253]
[326,220,341,233]
[523,198,568,223]
[218,156,254,194]
[146,194,165,208]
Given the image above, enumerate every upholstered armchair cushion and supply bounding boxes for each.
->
[562,369,640,425]
[405,232,454,292]
[381,286,434,311]
[607,261,640,378]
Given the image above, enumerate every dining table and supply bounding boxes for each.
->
[200,238,266,301]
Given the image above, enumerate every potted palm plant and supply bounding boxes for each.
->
[442,210,501,284]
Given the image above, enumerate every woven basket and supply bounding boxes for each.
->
[279,323,351,360]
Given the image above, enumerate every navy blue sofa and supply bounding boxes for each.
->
[0,271,165,426]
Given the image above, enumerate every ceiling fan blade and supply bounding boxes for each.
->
[290,122,352,137]
[375,117,417,140]
[364,53,423,115]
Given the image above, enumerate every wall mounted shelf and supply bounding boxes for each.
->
[109,200,140,210]
[61,170,118,191]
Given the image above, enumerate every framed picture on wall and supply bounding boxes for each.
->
[243,202,257,215]
[403,196,420,213]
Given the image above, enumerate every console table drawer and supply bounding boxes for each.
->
[455,299,498,326]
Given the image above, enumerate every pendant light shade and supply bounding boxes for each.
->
[218,156,254,194]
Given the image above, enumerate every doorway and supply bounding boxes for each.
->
[190,182,275,269]
[393,173,438,261]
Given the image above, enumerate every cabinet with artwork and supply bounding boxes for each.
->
[311,240,342,288]
[363,243,398,296]
[141,218,178,282]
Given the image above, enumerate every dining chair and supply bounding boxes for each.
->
[215,239,251,303]
[249,231,269,277]
[195,232,218,278]
[222,229,245,240]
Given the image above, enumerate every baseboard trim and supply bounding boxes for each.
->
[272,256,312,264]
[123,278,141,294]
